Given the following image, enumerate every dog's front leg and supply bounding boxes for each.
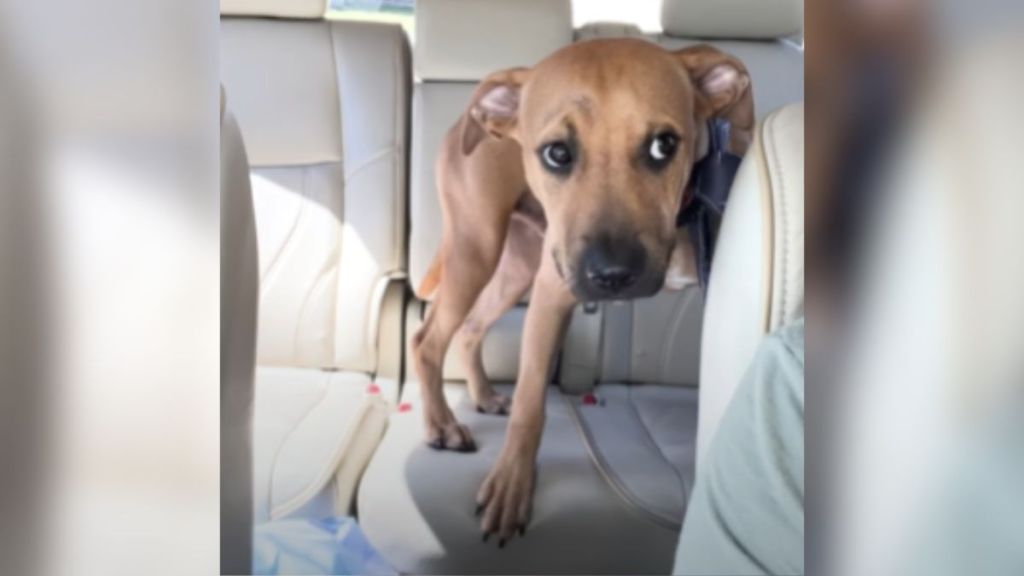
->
[476,245,577,546]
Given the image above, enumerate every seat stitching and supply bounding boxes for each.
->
[754,116,775,332]
[326,22,344,166]
[327,23,348,368]
[257,170,307,288]
[626,386,692,503]
[271,378,377,519]
[294,234,341,367]
[265,375,329,518]
[659,287,698,383]
[342,147,399,184]
[287,166,316,362]
[565,393,683,530]
[392,29,406,278]
[272,400,372,518]
[767,109,789,327]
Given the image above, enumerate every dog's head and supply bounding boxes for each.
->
[461,40,753,300]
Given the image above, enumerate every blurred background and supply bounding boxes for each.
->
[1,0,1022,574]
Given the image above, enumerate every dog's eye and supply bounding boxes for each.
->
[540,141,574,173]
[648,133,679,164]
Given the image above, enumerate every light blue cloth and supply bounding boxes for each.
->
[254,517,395,575]
[674,320,805,575]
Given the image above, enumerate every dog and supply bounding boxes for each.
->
[411,38,754,545]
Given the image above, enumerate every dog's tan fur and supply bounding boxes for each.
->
[411,39,754,543]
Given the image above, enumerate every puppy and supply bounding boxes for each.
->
[412,39,754,543]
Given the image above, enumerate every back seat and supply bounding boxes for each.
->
[220,0,410,522]
[358,0,803,573]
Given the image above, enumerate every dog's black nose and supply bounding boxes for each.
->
[581,240,645,296]
[586,263,637,293]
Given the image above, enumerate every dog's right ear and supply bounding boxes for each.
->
[461,68,531,156]
[673,45,754,155]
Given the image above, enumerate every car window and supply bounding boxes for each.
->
[328,0,415,37]
[327,0,665,44]
[573,0,662,33]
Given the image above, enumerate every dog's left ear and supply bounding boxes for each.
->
[461,67,531,155]
[674,45,755,154]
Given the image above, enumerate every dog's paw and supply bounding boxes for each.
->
[425,418,477,452]
[476,454,535,547]
[474,391,511,416]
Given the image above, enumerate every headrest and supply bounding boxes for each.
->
[697,103,804,463]
[662,0,803,40]
[221,0,326,19]
[415,0,573,81]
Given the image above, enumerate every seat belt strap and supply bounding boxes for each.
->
[676,118,743,290]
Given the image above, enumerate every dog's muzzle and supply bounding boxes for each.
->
[575,237,660,300]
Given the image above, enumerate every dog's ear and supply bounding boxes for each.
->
[674,45,755,154]
[461,67,531,156]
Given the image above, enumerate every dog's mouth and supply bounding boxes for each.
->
[574,276,663,302]
[567,263,665,302]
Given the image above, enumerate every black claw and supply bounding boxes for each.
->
[498,405,508,416]
[427,437,445,450]
[482,532,490,543]
[475,503,484,516]
[499,538,506,549]
[458,431,477,452]
[518,525,526,536]
[476,405,484,413]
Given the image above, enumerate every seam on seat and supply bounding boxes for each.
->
[271,382,378,519]
[327,22,345,176]
[250,155,344,169]
[364,275,394,377]
[343,147,401,184]
[766,109,789,329]
[257,167,307,288]
[265,378,329,518]
[286,166,329,363]
[565,395,683,530]
[626,387,692,498]
[658,287,700,383]
[755,114,775,333]
[392,28,406,277]
[295,235,340,365]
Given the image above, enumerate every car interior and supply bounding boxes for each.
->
[220,0,804,573]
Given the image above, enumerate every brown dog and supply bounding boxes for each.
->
[411,38,754,544]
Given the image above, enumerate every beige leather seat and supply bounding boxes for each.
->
[698,102,804,462]
[220,0,411,522]
[220,89,257,575]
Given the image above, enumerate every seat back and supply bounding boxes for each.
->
[220,88,256,575]
[407,0,573,382]
[698,103,804,462]
[220,0,410,374]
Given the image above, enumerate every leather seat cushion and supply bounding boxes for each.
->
[358,383,697,574]
[252,367,395,523]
